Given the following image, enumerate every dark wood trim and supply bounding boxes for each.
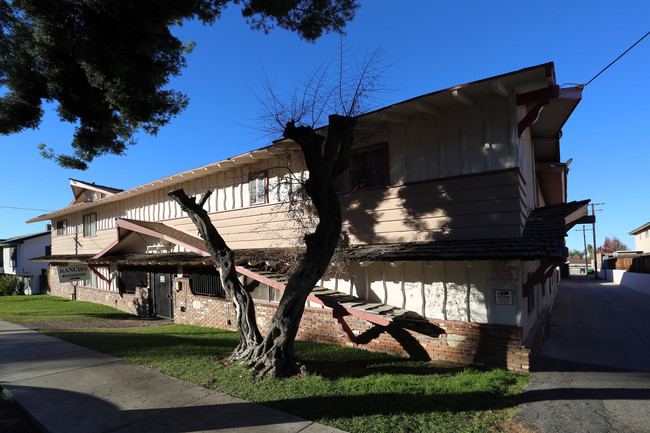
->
[340,166,526,197]
[516,85,560,136]
[523,260,562,297]
[87,264,110,284]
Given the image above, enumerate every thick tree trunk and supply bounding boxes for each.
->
[168,189,262,359]
[248,114,357,377]
[169,114,356,377]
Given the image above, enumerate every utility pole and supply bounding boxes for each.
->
[582,226,589,274]
[574,226,594,276]
[590,203,604,279]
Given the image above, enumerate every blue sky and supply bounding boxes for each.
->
[1,1,649,253]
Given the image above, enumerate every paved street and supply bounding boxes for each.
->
[517,278,650,433]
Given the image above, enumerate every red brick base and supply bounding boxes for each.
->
[49,272,532,372]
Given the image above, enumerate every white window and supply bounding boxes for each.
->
[249,171,268,205]
[83,214,96,237]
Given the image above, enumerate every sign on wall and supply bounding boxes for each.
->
[495,290,514,305]
[58,265,91,283]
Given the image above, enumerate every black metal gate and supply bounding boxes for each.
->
[151,271,173,318]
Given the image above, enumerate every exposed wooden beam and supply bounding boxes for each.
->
[413,102,439,115]
[523,261,562,297]
[491,80,510,98]
[452,89,474,106]
[375,111,408,124]
[516,85,560,106]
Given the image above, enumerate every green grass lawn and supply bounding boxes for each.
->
[0,294,136,323]
[0,295,527,433]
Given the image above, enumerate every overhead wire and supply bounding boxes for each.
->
[561,30,650,88]
[0,205,53,212]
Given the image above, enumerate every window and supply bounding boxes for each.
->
[249,171,268,205]
[83,214,96,237]
[335,143,388,192]
[527,287,535,313]
[84,269,97,288]
[45,245,51,256]
[118,266,149,294]
[186,267,225,298]
[245,277,281,302]
[56,220,67,236]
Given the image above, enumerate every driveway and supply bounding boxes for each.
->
[517,278,650,432]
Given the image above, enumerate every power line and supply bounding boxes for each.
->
[0,205,53,212]
[584,31,650,87]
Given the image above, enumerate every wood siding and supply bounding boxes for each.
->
[341,169,527,244]
[49,91,533,256]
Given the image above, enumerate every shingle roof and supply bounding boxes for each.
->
[344,200,590,262]
[30,201,590,266]
[0,230,50,245]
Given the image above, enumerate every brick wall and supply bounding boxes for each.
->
[48,269,531,372]
[48,267,149,317]
[172,277,531,372]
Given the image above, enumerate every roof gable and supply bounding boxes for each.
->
[69,178,123,205]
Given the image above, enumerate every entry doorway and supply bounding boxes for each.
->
[151,271,173,319]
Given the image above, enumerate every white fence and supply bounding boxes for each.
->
[599,269,650,296]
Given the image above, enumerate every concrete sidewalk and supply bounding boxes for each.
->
[0,319,344,433]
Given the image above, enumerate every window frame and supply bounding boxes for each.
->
[56,220,68,236]
[83,213,97,237]
[248,170,269,205]
[335,142,390,193]
[185,267,225,298]
[118,266,149,294]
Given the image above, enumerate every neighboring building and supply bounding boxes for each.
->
[0,229,52,294]
[28,63,587,372]
[629,222,650,252]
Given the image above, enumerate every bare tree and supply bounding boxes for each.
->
[168,189,262,359]
[169,48,388,377]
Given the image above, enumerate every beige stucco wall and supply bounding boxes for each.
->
[633,229,650,252]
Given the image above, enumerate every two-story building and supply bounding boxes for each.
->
[1,228,52,294]
[29,63,587,371]
[629,222,650,252]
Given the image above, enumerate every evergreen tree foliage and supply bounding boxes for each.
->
[0,0,358,169]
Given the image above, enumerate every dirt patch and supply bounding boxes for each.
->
[491,418,541,433]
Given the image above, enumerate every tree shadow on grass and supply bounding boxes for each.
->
[265,391,520,421]
[41,329,240,360]
[46,327,469,380]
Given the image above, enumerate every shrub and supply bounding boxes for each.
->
[0,275,22,296]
